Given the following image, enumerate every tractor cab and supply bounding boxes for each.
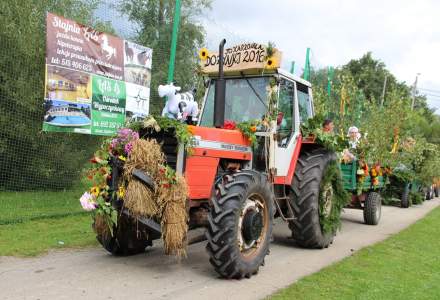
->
[197,42,314,185]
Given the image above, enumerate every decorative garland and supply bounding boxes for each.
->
[319,160,350,234]
[356,160,369,195]
[236,120,259,147]
[80,125,190,256]
[80,128,140,236]
[129,115,195,149]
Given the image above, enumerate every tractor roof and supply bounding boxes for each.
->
[200,42,311,87]
[205,68,312,88]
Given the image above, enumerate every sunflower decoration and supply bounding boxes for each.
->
[264,41,278,69]
[199,47,209,61]
[265,56,279,69]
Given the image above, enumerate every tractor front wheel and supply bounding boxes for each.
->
[364,192,382,225]
[95,214,152,256]
[206,170,274,279]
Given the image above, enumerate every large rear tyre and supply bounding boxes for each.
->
[289,148,343,249]
[95,214,152,256]
[364,192,382,225]
[401,184,410,208]
[206,170,274,279]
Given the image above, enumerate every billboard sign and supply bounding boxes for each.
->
[43,12,152,135]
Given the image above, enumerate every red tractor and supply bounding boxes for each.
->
[97,40,344,279]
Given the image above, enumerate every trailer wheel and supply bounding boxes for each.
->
[206,170,274,279]
[401,183,410,208]
[429,186,434,200]
[289,148,342,249]
[364,192,382,225]
[425,187,432,200]
[95,214,152,256]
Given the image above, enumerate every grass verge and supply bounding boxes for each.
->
[271,206,440,300]
[0,214,97,256]
[0,189,86,224]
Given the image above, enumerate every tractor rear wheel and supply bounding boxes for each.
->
[206,170,274,279]
[95,214,152,256]
[364,192,382,225]
[401,183,410,208]
[289,148,342,249]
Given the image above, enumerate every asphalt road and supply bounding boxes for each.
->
[1,198,439,300]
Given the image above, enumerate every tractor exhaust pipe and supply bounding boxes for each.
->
[214,39,226,128]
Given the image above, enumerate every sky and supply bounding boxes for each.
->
[199,0,440,112]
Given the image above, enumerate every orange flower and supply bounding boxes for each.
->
[250,126,257,132]
[187,125,196,135]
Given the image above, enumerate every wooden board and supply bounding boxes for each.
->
[201,43,282,75]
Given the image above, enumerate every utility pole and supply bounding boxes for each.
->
[380,74,388,107]
[411,73,420,110]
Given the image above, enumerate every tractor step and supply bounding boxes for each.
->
[274,196,296,221]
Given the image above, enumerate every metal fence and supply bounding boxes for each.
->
[0,0,208,223]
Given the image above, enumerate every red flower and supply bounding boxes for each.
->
[90,157,97,164]
[277,112,284,125]
[222,120,236,130]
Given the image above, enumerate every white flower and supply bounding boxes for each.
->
[79,192,97,211]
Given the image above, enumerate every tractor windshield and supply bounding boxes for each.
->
[199,77,270,127]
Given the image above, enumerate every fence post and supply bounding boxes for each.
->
[167,0,182,83]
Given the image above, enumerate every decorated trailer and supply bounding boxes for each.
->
[340,159,385,225]
[85,40,347,279]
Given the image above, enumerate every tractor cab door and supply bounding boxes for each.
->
[272,77,301,180]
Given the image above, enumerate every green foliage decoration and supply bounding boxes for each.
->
[319,160,350,234]
[236,120,259,148]
[301,114,347,153]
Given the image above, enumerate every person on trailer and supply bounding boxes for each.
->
[348,126,361,149]
[342,126,362,163]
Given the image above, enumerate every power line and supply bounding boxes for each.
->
[424,93,440,98]
[419,87,440,93]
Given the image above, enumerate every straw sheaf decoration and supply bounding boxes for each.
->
[122,138,189,256]
[123,139,164,217]
[158,173,189,256]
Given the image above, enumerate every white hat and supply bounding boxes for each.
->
[348,126,359,134]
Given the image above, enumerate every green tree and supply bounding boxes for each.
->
[0,0,111,190]
[119,0,211,114]
[310,52,440,182]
